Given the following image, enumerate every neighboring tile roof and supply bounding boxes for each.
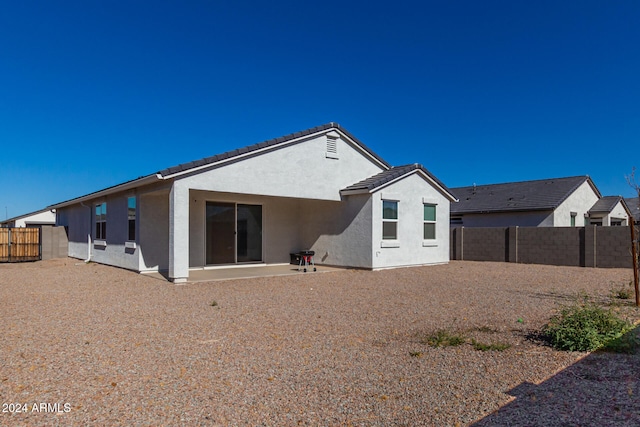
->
[450,176,598,214]
[589,196,623,214]
[341,163,456,200]
[158,122,391,177]
[625,197,640,221]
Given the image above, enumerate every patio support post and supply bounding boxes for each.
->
[169,182,189,283]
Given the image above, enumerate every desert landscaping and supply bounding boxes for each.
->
[1,259,638,426]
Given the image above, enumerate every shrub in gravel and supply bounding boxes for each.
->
[609,281,633,300]
[543,303,634,352]
[603,326,640,354]
[421,329,466,348]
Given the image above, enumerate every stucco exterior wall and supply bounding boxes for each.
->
[139,190,169,272]
[86,193,140,271]
[553,181,599,226]
[371,173,450,269]
[57,204,91,260]
[299,195,373,269]
[173,132,385,202]
[57,191,141,270]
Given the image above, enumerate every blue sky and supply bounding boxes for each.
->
[1,1,639,219]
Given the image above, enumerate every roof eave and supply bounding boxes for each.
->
[48,174,163,209]
[1,208,57,224]
[452,206,555,215]
[340,188,371,196]
[341,169,458,202]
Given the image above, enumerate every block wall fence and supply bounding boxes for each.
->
[450,225,637,269]
[41,226,69,260]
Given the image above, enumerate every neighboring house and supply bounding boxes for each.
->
[450,176,629,227]
[1,208,56,228]
[50,123,457,282]
[625,197,640,222]
[588,196,630,226]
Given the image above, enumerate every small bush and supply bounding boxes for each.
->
[543,303,633,352]
[610,281,633,300]
[421,329,466,348]
[604,328,640,354]
[210,300,218,307]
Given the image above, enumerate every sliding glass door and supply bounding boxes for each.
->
[236,204,263,262]
[206,202,262,265]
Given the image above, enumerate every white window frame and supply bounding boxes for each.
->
[382,200,399,241]
[127,196,136,242]
[95,202,107,241]
[423,203,437,240]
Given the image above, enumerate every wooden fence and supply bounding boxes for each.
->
[0,227,41,262]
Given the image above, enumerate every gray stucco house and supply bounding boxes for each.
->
[450,176,630,227]
[51,123,457,282]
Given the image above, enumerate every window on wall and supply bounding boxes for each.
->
[382,200,398,240]
[127,197,136,241]
[95,202,107,240]
[570,212,577,227]
[611,218,625,226]
[423,204,436,239]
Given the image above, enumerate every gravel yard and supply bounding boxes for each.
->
[1,258,638,426]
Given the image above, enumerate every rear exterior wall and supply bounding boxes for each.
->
[371,174,451,269]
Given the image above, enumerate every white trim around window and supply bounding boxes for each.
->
[423,201,437,241]
[382,200,399,241]
[95,202,107,240]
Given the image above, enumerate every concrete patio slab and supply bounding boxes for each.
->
[143,264,345,283]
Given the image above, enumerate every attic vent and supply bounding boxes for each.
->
[327,138,337,153]
[325,134,339,159]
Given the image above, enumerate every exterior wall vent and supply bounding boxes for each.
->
[325,134,339,159]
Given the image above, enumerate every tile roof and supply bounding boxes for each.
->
[48,123,394,209]
[450,176,598,214]
[589,196,623,214]
[157,122,391,177]
[341,163,456,200]
[49,123,456,208]
[625,197,640,221]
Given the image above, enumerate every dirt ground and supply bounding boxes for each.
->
[1,258,638,426]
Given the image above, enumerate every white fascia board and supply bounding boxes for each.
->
[160,130,327,180]
[334,129,390,170]
[340,188,371,196]
[412,170,458,202]
[48,174,163,209]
